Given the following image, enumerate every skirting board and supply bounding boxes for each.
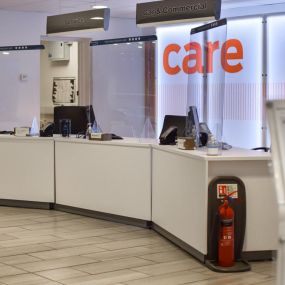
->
[242,251,276,261]
[152,223,276,264]
[0,199,53,210]
[54,204,152,229]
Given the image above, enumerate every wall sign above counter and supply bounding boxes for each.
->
[136,0,221,27]
[46,9,110,34]
[0,45,45,52]
[90,35,157,46]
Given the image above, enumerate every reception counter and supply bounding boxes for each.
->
[0,136,278,262]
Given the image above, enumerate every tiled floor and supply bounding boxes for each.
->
[0,207,276,285]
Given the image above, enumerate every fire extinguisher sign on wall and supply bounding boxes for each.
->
[217,184,238,199]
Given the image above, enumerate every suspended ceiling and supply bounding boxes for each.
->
[0,0,284,17]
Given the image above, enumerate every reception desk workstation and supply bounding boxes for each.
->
[0,135,278,263]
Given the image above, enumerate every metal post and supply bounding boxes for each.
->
[262,16,268,147]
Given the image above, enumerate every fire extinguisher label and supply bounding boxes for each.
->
[217,184,238,199]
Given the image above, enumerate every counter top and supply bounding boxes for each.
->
[0,135,54,142]
[54,137,157,149]
[0,135,271,161]
[152,145,271,161]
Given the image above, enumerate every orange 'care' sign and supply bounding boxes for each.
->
[163,39,243,75]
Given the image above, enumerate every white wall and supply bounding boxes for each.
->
[0,10,46,131]
[40,41,78,123]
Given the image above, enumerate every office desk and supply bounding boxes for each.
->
[152,145,278,261]
[0,135,54,208]
[54,138,152,226]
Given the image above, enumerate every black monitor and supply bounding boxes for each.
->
[54,105,96,135]
[186,106,200,136]
[160,115,186,138]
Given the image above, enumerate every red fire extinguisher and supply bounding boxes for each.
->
[218,196,235,267]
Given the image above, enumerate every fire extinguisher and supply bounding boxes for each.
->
[218,196,235,267]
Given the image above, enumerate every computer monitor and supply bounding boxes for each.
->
[160,115,186,138]
[54,105,96,135]
[86,105,96,126]
[186,106,200,137]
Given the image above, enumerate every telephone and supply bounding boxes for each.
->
[159,126,177,145]
[40,123,54,137]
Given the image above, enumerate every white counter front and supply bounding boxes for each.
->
[0,135,54,204]
[152,145,278,260]
[54,138,152,222]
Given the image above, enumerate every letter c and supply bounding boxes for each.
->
[163,44,181,75]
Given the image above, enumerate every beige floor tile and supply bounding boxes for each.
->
[132,259,202,276]
[254,279,276,285]
[74,257,154,275]
[61,269,148,285]
[0,244,52,258]
[0,254,41,265]
[0,273,62,285]
[144,242,179,251]
[30,214,83,223]
[0,235,62,248]
[111,225,143,233]
[182,271,273,285]
[96,237,167,251]
[7,228,73,239]
[15,256,96,272]
[0,227,27,234]
[250,261,277,277]
[0,264,26,277]
[123,270,211,285]
[0,273,45,285]
[138,250,191,263]
[30,244,105,260]
[37,268,89,281]
[0,219,39,228]
[43,236,111,249]
[21,222,74,231]
[82,245,176,261]
[54,228,119,240]
[105,230,156,241]
[0,234,17,241]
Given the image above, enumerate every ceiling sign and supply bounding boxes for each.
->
[47,9,110,34]
[136,0,221,27]
[0,45,44,51]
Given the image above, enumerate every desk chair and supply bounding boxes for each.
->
[160,115,186,138]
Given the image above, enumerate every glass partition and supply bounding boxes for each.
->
[187,19,227,148]
[0,46,43,132]
[91,36,157,139]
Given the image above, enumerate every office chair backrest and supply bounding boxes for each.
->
[160,115,186,138]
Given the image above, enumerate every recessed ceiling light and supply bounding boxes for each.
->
[2,52,10,55]
[92,5,108,9]
[90,17,104,20]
